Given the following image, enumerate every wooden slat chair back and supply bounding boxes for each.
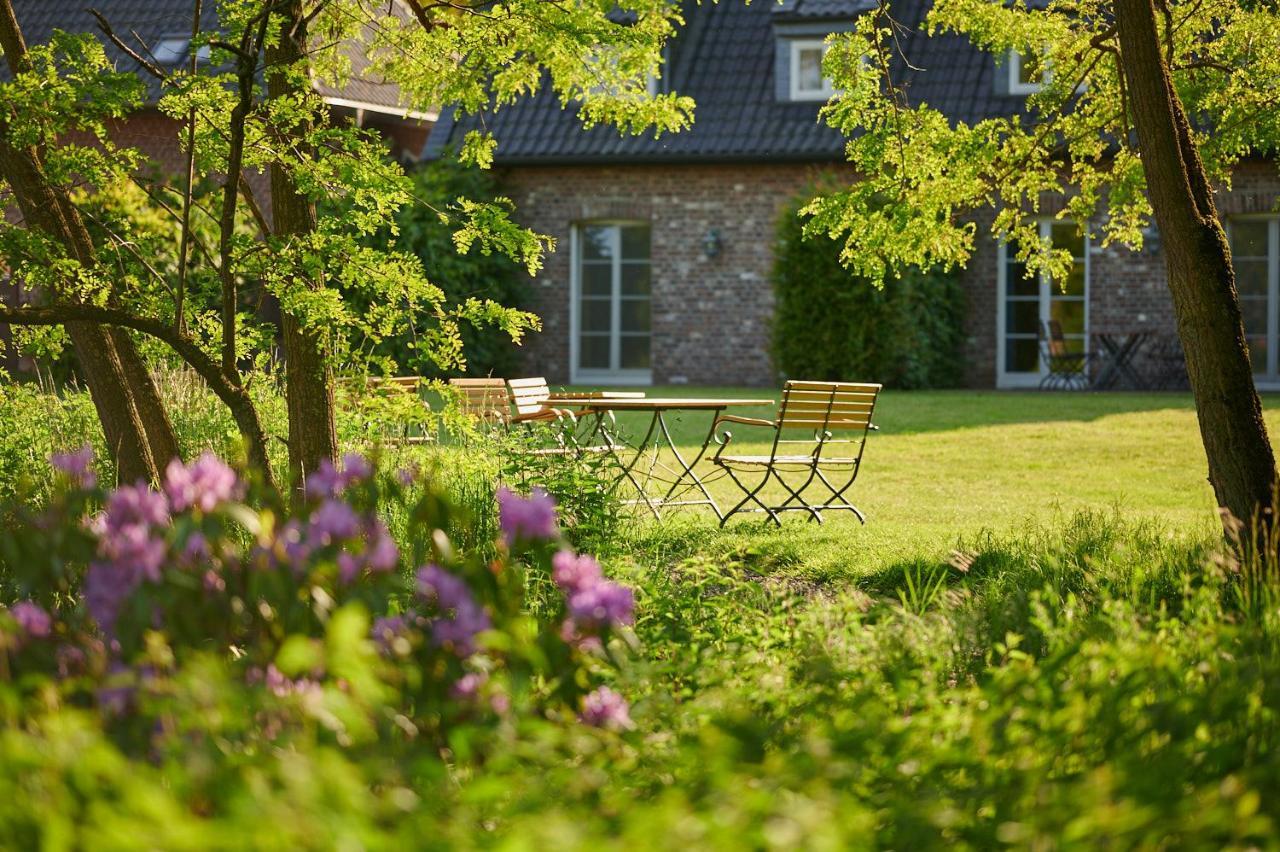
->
[339,375,430,444]
[448,378,510,425]
[777,380,878,435]
[711,380,882,527]
[508,377,556,420]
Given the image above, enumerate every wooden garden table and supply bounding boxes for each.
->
[542,397,772,520]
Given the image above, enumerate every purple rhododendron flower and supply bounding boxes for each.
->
[450,671,487,701]
[341,453,372,485]
[417,564,473,611]
[304,459,344,500]
[496,486,557,546]
[304,454,373,500]
[568,582,635,629]
[165,452,239,513]
[552,550,603,593]
[104,484,169,532]
[10,600,51,638]
[371,616,410,651]
[87,483,170,631]
[249,664,321,699]
[416,564,491,656]
[337,552,362,584]
[431,601,491,657]
[308,499,361,545]
[580,686,633,730]
[364,520,399,573]
[50,445,96,488]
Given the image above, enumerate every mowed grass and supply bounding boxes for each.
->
[562,387,1280,582]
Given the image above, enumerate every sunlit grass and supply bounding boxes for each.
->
[559,387,1280,581]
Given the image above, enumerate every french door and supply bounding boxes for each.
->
[998,221,1089,387]
[572,222,652,384]
[1227,217,1280,384]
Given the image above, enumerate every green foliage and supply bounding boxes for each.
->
[772,193,966,388]
[805,0,1280,283]
[358,156,540,379]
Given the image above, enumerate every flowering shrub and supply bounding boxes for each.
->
[0,449,636,756]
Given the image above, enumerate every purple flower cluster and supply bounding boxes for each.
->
[50,445,96,489]
[552,551,634,636]
[496,486,557,546]
[417,564,491,657]
[85,483,170,632]
[9,600,52,638]
[164,452,239,513]
[305,454,373,500]
[247,664,321,699]
[580,686,632,730]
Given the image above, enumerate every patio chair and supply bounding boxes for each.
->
[341,375,432,444]
[711,380,881,526]
[507,377,616,456]
[448,378,511,427]
[1038,320,1089,390]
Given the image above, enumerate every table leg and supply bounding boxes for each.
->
[603,410,663,520]
[655,408,724,521]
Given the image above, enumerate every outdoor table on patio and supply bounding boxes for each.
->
[1091,330,1154,390]
[541,396,772,521]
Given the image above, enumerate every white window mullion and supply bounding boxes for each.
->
[615,227,622,372]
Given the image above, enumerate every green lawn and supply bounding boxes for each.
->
[564,388,1280,581]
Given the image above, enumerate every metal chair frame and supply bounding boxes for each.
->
[1038,320,1090,390]
[711,381,881,527]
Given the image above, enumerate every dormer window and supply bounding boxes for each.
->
[150,37,210,65]
[1008,49,1043,94]
[789,39,833,101]
[151,37,191,64]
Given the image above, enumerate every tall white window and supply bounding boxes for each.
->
[1228,217,1280,383]
[790,39,833,101]
[572,223,652,384]
[998,221,1089,386]
[1007,49,1043,94]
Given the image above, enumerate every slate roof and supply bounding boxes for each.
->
[427,0,1027,165]
[7,0,413,114]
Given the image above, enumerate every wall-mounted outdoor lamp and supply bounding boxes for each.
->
[702,229,722,259]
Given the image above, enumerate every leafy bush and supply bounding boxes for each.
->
[0,450,637,843]
[771,192,967,388]
[351,154,535,379]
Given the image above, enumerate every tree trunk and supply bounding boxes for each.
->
[1115,0,1278,530]
[266,0,338,488]
[0,0,178,482]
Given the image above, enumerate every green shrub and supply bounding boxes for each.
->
[771,192,967,388]
[351,154,533,379]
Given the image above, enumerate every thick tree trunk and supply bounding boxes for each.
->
[1115,0,1278,530]
[266,0,338,488]
[0,0,179,482]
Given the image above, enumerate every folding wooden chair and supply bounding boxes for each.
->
[448,378,511,427]
[711,381,881,526]
[507,377,577,424]
[1038,321,1089,390]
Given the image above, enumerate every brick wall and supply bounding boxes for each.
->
[501,162,839,387]
[962,158,1280,387]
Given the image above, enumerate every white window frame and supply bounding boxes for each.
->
[1007,49,1043,95]
[789,39,834,101]
[569,222,653,386]
[996,221,1091,388]
[1227,216,1280,388]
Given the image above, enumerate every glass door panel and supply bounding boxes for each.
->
[574,223,652,382]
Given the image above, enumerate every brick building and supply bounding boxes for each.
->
[427,0,1280,390]
[1,0,435,372]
